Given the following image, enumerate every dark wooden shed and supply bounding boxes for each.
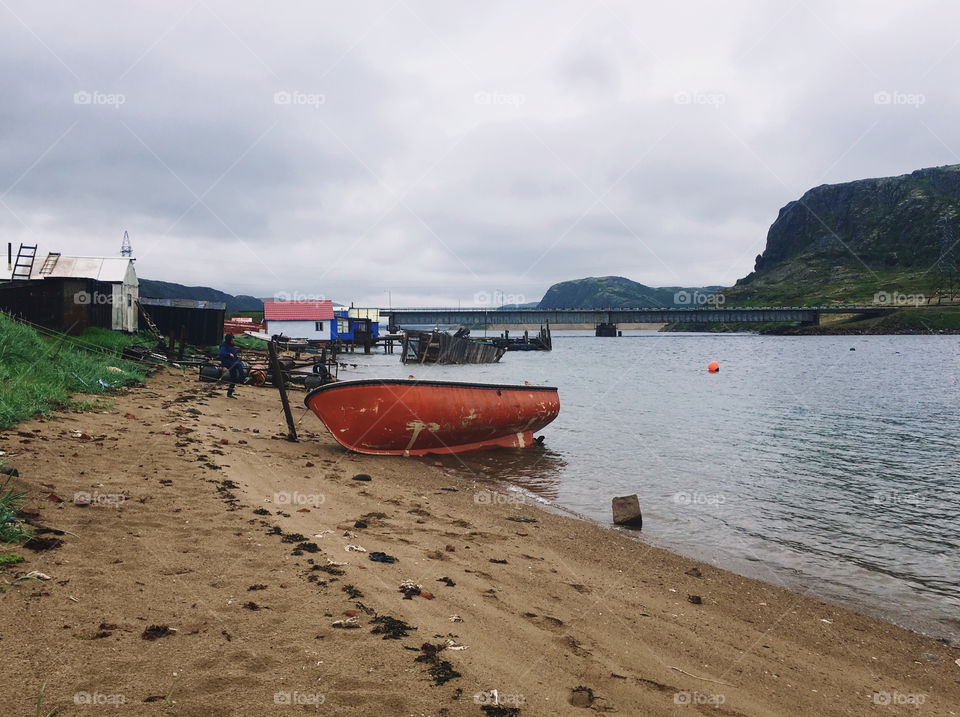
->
[138,297,226,346]
[0,277,114,334]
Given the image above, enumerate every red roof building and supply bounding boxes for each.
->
[263,300,334,321]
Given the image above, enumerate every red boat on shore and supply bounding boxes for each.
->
[303,378,560,456]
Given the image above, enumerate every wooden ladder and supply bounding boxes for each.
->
[38,252,61,275]
[135,299,166,347]
[11,244,37,280]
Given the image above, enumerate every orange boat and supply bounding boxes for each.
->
[303,378,560,456]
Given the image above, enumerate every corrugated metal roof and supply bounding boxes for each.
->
[263,300,334,321]
[45,256,134,283]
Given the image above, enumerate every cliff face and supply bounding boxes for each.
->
[729,165,960,303]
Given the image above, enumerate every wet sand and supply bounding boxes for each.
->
[1,367,958,716]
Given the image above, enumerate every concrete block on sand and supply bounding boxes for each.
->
[611,494,643,528]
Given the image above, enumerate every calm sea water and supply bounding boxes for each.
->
[340,331,960,640]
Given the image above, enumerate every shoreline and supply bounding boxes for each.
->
[482,474,958,645]
[2,368,959,715]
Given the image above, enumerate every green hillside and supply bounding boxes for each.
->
[726,164,960,305]
[139,279,263,313]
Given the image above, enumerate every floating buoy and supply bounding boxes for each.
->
[707,361,720,373]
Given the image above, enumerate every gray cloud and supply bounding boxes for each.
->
[0,0,957,305]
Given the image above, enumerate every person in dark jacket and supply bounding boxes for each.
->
[218,333,245,398]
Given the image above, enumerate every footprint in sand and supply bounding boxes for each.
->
[523,613,565,631]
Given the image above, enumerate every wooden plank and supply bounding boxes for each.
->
[268,341,298,442]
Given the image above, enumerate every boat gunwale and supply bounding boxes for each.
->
[303,378,559,408]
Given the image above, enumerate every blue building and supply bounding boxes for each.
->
[333,308,380,344]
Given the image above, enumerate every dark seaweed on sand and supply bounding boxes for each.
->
[370,615,416,639]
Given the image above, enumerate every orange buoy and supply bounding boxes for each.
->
[707,361,720,373]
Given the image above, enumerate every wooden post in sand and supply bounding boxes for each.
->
[268,340,298,442]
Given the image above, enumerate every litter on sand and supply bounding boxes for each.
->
[369,551,397,564]
[399,579,422,598]
[331,617,360,629]
[345,544,367,553]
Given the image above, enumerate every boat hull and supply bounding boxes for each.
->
[303,379,560,456]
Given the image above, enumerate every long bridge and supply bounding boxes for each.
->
[381,306,894,329]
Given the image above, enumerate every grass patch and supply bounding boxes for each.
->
[233,334,268,350]
[0,315,149,427]
[66,327,154,356]
[0,478,31,543]
[0,553,24,565]
[759,307,960,334]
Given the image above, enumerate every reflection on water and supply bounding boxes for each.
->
[342,332,960,641]
[446,446,567,502]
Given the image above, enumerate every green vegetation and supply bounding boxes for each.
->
[727,165,960,306]
[139,278,263,312]
[0,478,31,543]
[724,262,948,307]
[233,333,267,350]
[764,307,960,334]
[229,310,264,322]
[0,314,149,427]
[65,327,154,355]
[0,553,24,565]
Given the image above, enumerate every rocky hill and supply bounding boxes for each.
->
[139,279,263,313]
[727,164,960,304]
[538,276,724,309]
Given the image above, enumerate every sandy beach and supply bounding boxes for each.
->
[2,367,958,716]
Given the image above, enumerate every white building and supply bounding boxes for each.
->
[263,300,335,340]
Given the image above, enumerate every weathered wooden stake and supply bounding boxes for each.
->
[268,340,298,442]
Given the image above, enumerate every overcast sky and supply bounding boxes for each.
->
[1,1,957,306]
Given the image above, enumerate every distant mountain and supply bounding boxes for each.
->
[497,301,540,310]
[538,276,724,309]
[726,164,960,304]
[139,279,263,313]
